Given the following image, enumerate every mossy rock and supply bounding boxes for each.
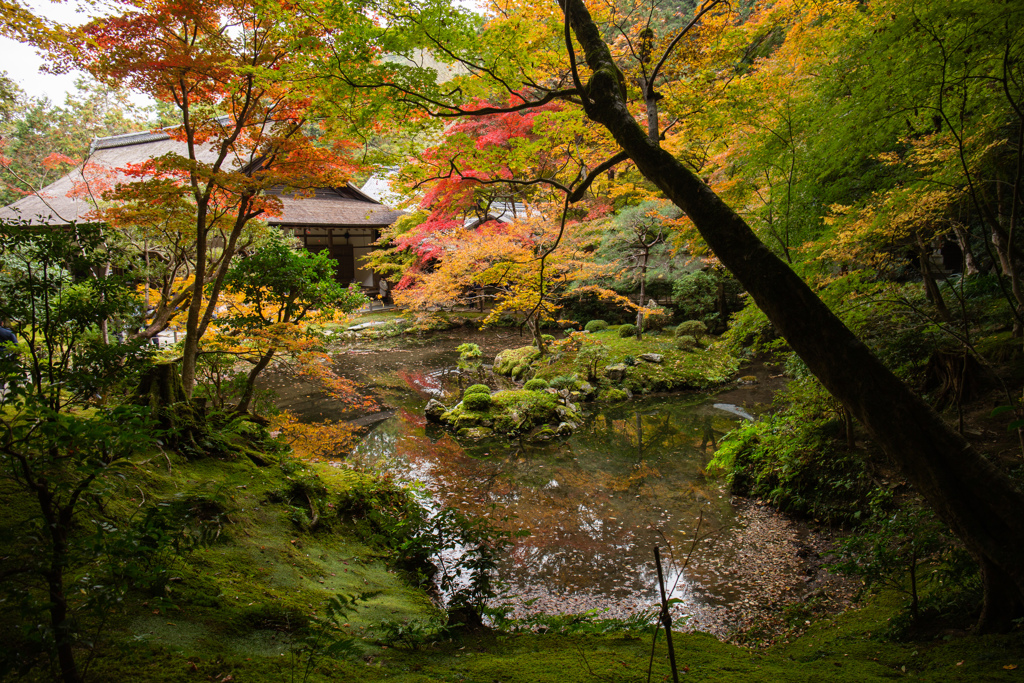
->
[524,378,550,391]
[600,388,629,402]
[493,346,541,376]
[584,319,608,333]
[441,387,582,439]
[462,392,492,411]
[457,427,495,440]
[465,383,491,395]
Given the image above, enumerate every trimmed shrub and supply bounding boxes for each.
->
[462,392,492,411]
[548,374,579,390]
[524,378,550,391]
[676,335,699,351]
[675,320,708,340]
[618,323,637,338]
[465,384,491,396]
[584,319,608,333]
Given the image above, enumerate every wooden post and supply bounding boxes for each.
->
[654,546,680,683]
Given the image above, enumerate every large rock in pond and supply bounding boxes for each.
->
[437,387,583,440]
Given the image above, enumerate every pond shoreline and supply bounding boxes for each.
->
[271,326,856,642]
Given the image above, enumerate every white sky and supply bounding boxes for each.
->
[0,0,98,104]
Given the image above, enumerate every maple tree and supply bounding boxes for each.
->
[58,0,360,396]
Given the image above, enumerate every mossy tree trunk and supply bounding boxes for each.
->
[133,363,206,451]
[563,0,1024,632]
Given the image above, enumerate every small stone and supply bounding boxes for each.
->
[639,353,664,363]
[604,363,628,381]
[424,398,448,423]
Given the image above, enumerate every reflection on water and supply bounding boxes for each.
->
[268,330,797,634]
[351,395,748,630]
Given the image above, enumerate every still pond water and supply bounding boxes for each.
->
[270,329,808,634]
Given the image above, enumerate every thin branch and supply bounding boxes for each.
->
[649,0,725,89]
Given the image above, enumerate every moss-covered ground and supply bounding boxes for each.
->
[524,327,739,395]
[4,436,1021,681]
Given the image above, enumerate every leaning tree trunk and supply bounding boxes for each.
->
[235,348,276,415]
[564,0,1024,631]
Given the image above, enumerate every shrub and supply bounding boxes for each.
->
[457,343,483,359]
[548,374,579,390]
[618,323,637,338]
[524,378,549,391]
[541,334,555,344]
[676,335,699,351]
[584,319,608,333]
[465,384,491,396]
[623,356,637,367]
[462,392,492,411]
[675,320,708,339]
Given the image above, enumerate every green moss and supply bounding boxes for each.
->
[494,346,541,376]
[524,378,550,391]
[520,332,738,396]
[462,392,492,411]
[600,388,628,402]
[440,388,580,437]
[465,383,491,395]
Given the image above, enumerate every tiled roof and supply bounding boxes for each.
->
[1,128,401,228]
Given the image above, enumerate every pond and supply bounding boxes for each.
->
[269,329,823,636]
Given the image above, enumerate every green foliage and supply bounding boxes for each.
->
[457,343,482,360]
[574,336,609,382]
[462,392,492,411]
[584,319,608,333]
[523,378,549,391]
[547,374,580,390]
[0,220,153,409]
[288,593,370,682]
[710,380,879,524]
[490,607,661,635]
[722,298,774,353]
[223,240,368,329]
[617,323,636,338]
[675,320,708,340]
[672,270,741,330]
[375,616,447,650]
[464,383,491,395]
[829,497,973,627]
